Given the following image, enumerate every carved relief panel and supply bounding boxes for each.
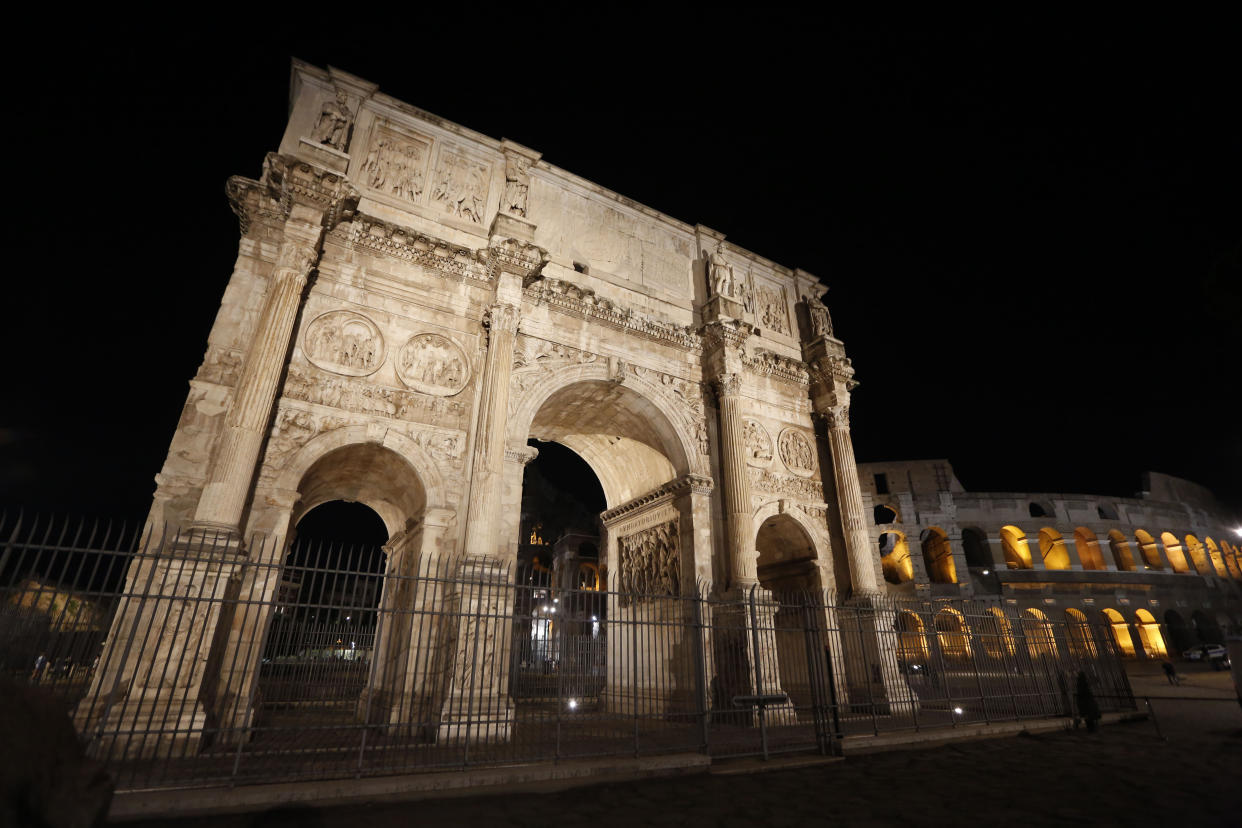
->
[618,517,681,604]
[778,427,816,477]
[396,333,472,397]
[755,282,791,335]
[744,418,774,468]
[362,125,433,205]
[302,311,385,376]
[431,146,491,224]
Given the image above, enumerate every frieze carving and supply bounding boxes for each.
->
[362,127,432,203]
[755,283,790,335]
[629,364,705,421]
[502,153,532,217]
[198,347,242,387]
[396,333,471,396]
[330,216,491,284]
[282,365,469,425]
[749,468,824,501]
[263,406,351,474]
[431,148,489,223]
[525,276,701,351]
[778,428,816,477]
[512,336,600,370]
[302,311,385,376]
[407,426,467,464]
[798,503,829,522]
[310,89,354,151]
[742,348,809,386]
[744,419,774,468]
[618,517,680,603]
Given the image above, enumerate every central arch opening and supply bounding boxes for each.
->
[513,377,690,719]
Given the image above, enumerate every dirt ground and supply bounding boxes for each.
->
[124,660,1242,827]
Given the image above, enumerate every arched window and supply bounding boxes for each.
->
[961,528,992,568]
[879,531,913,584]
[1160,531,1190,573]
[1074,528,1106,570]
[1000,525,1033,570]
[1102,608,1136,657]
[1184,535,1211,575]
[920,527,957,584]
[1038,528,1071,570]
[1021,608,1058,658]
[1107,530,1137,571]
[1135,530,1163,569]
[873,504,898,525]
[894,611,929,665]
[1135,609,1168,657]
[935,608,972,661]
[1064,608,1096,657]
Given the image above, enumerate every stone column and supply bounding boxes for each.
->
[461,302,521,560]
[440,235,545,744]
[192,229,320,535]
[822,405,879,593]
[713,373,758,588]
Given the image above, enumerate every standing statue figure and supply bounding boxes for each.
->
[805,291,834,338]
[709,241,733,298]
[311,89,354,151]
[503,154,532,217]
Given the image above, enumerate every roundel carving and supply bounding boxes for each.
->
[303,311,385,376]
[778,427,816,477]
[743,419,773,468]
[396,333,471,396]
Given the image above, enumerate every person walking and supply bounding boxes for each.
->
[1161,659,1179,686]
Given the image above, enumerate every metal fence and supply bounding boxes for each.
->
[0,512,1135,791]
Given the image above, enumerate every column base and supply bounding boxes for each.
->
[436,698,515,745]
[85,691,211,761]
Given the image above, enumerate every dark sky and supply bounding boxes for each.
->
[3,15,1239,523]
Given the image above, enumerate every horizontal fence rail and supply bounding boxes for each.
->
[0,513,1136,791]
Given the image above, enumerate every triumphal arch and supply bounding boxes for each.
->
[78,61,894,756]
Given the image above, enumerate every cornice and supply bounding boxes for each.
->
[600,474,714,523]
[327,214,492,285]
[742,347,809,386]
[524,276,702,352]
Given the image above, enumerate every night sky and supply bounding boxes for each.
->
[3,16,1239,525]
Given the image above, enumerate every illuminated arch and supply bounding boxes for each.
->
[1160,531,1190,573]
[873,504,899,525]
[577,561,602,591]
[894,611,929,665]
[1102,608,1136,657]
[1135,530,1163,569]
[920,527,957,584]
[1073,528,1106,571]
[1107,530,1137,572]
[879,531,914,584]
[934,608,972,661]
[1065,608,1096,657]
[1038,528,1071,570]
[1204,537,1228,577]
[1021,608,1058,658]
[1184,535,1211,575]
[977,606,1017,658]
[1000,525,1033,570]
[1225,543,1242,579]
[1135,609,1168,657]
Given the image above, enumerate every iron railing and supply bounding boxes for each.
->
[0,512,1135,790]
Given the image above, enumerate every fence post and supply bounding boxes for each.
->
[747,585,769,760]
[691,584,710,754]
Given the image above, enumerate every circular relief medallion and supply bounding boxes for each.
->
[396,333,472,396]
[302,311,385,377]
[778,427,816,477]
[743,419,773,468]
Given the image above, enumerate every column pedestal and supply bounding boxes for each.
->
[437,557,516,745]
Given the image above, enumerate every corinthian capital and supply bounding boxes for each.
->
[275,238,319,274]
[711,372,744,399]
[484,302,521,336]
[823,405,850,430]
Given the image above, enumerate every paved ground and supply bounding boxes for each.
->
[125,661,1241,827]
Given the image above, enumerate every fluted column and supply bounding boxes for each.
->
[462,302,521,560]
[192,229,321,534]
[823,404,878,593]
[714,373,758,588]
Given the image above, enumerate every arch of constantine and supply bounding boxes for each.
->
[46,62,1236,778]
